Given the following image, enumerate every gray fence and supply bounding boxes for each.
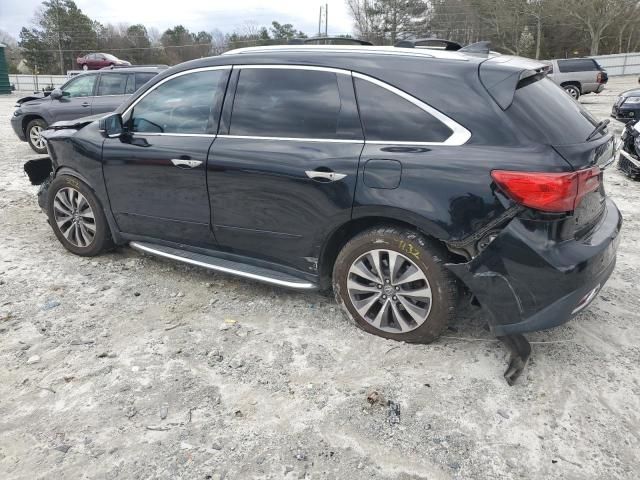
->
[589,52,640,76]
[9,74,68,92]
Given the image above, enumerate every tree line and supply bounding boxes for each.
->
[2,0,308,74]
[347,0,640,58]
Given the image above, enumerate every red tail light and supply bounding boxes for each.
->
[491,167,601,213]
[597,72,603,83]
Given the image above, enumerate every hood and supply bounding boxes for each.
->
[44,113,105,132]
[16,92,51,106]
[619,88,640,98]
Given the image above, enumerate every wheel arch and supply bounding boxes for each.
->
[22,114,46,136]
[53,166,124,244]
[560,81,582,92]
[318,210,451,289]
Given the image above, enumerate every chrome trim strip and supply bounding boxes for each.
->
[619,148,640,168]
[122,65,232,117]
[235,64,351,75]
[216,134,362,144]
[352,72,471,146]
[133,132,216,138]
[129,241,316,290]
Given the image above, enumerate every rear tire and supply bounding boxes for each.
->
[563,84,581,100]
[333,226,458,343]
[46,175,113,256]
[26,118,48,154]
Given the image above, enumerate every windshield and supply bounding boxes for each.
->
[506,75,600,145]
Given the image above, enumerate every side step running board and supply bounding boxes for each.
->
[130,241,316,290]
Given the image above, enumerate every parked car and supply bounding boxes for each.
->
[24,45,621,384]
[617,119,640,179]
[545,57,608,99]
[77,53,131,70]
[611,88,640,122]
[11,67,164,153]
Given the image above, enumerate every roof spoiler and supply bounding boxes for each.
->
[394,38,463,51]
[479,56,549,110]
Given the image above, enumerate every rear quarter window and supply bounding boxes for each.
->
[557,59,599,73]
[354,77,453,143]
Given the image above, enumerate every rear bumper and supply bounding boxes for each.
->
[447,198,622,336]
[11,115,26,141]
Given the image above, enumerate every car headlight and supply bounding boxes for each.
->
[13,108,22,117]
[623,97,640,105]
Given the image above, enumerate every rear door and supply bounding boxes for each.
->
[102,67,230,245]
[52,73,98,121]
[207,66,363,271]
[92,72,131,115]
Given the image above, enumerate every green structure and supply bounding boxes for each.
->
[0,44,11,94]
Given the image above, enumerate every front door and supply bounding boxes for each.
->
[207,66,364,272]
[53,73,98,122]
[102,67,231,246]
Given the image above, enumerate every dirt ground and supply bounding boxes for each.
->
[1,76,639,480]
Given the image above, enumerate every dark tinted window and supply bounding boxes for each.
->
[230,68,341,139]
[557,59,599,72]
[135,72,157,90]
[130,69,227,135]
[97,73,128,96]
[506,76,598,145]
[124,74,135,94]
[354,78,452,143]
[63,74,97,97]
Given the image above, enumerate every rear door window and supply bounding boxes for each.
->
[135,72,157,90]
[506,75,598,145]
[354,77,453,143]
[229,68,346,139]
[557,59,599,72]
[97,73,128,96]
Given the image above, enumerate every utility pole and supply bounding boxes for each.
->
[318,6,322,37]
[55,0,64,75]
[325,3,328,37]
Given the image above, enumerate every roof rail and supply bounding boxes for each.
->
[289,37,373,46]
[99,64,168,70]
[222,44,469,61]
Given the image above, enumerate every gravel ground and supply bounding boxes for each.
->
[1,77,639,480]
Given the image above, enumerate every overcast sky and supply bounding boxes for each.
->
[0,0,354,40]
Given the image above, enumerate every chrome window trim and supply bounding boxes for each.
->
[352,72,471,146]
[235,64,351,75]
[131,132,216,138]
[216,134,362,144]
[122,65,232,118]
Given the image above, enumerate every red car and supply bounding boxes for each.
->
[76,53,131,70]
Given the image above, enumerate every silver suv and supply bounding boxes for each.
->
[545,58,608,100]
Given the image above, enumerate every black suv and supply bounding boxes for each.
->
[26,45,621,382]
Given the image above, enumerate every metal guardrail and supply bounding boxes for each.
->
[589,52,640,76]
[9,74,68,92]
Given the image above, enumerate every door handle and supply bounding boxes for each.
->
[171,159,202,168]
[81,102,90,107]
[305,170,347,182]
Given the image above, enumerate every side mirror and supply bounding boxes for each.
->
[49,88,63,100]
[98,113,124,138]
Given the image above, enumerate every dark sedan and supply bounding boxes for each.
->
[611,88,640,122]
[77,53,131,70]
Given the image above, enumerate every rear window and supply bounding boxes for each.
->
[506,75,599,145]
[97,74,128,96]
[557,59,599,72]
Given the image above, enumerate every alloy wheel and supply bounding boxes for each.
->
[29,125,46,151]
[346,249,432,333]
[53,187,96,247]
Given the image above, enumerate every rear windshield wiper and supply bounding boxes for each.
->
[586,119,610,142]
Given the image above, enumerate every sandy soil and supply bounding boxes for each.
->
[0,77,639,480]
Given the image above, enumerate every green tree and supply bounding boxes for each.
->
[19,0,97,74]
[270,21,307,41]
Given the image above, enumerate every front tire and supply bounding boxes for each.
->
[564,84,581,100]
[46,175,113,256]
[333,227,458,343]
[26,118,48,154]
